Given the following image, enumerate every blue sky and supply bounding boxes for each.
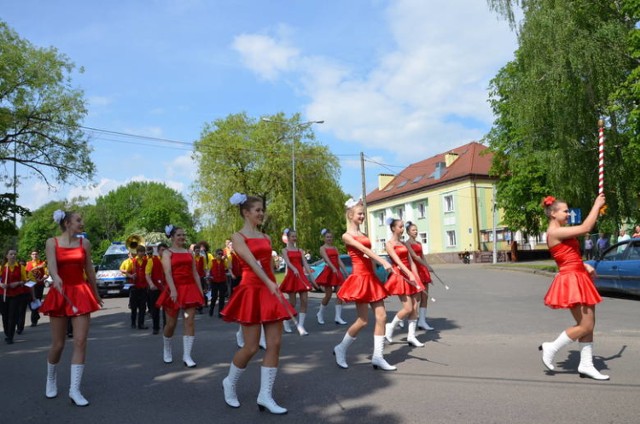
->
[2,0,517,216]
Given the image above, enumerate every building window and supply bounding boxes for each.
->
[417,202,426,219]
[378,238,386,251]
[444,195,454,212]
[377,212,385,226]
[397,207,404,220]
[419,232,428,245]
[446,230,457,247]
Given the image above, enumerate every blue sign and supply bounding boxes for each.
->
[568,208,582,225]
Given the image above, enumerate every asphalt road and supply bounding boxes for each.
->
[1,264,639,424]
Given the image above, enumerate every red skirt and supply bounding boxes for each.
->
[316,266,345,287]
[41,284,101,317]
[337,274,387,303]
[221,278,297,325]
[279,271,312,293]
[416,263,432,285]
[156,284,204,318]
[384,272,422,296]
[544,271,602,309]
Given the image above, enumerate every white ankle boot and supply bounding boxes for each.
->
[46,362,57,399]
[283,320,292,333]
[317,304,326,324]
[385,315,401,343]
[577,343,610,380]
[407,320,424,347]
[334,305,347,325]
[222,363,246,408]
[69,364,89,406]
[371,335,396,371]
[257,367,287,414]
[418,307,434,330]
[163,336,173,364]
[333,333,356,369]
[297,313,309,335]
[183,335,196,368]
[539,331,573,371]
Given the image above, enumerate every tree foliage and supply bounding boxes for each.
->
[0,20,95,231]
[193,112,347,254]
[485,0,638,235]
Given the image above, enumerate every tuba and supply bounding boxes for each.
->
[126,234,145,251]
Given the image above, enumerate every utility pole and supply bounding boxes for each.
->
[361,152,368,234]
[492,184,498,264]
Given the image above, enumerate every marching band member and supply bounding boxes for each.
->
[315,228,349,325]
[146,243,168,334]
[221,193,295,414]
[405,221,434,330]
[26,250,49,327]
[208,248,229,317]
[41,210,102,406]
[0,249,28,344]
[280,228,315,335]
[123,245,150,329]
[333,198,395,371]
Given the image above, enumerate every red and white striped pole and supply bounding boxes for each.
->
[598,119,606,215]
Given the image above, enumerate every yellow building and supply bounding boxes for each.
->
[365,142,510,263]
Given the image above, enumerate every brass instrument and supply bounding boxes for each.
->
[126,234,145,251]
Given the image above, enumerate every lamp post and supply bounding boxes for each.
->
[262,118,324,231]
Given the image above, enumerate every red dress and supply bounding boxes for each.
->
[221,234,296,325]
[337,235,387,303]
[316,247,345,287]
[408,242,432,285]
[279,249,312,293]
[156,251,204,318]
[544,238,602,309]
[384,244,422,295]
[40,238,100,317]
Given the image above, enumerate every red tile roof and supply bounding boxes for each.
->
[366,141,494,204]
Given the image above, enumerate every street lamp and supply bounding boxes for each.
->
[262,118,324,231]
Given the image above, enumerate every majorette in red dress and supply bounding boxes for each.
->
[316,247,345,287]
[544,238,602,309]
[221,234,296,325]
[279,249,312,293]
[408,242,432,285]
[384,244,422,296]
[156,251,204,317]
[337,235,387,303]
[40,238,100,317]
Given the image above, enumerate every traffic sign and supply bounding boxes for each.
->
[568,208,582,225]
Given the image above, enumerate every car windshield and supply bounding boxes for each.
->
[98,254,128,271]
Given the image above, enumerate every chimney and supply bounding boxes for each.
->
[378,174,394,190]
[445,152,459,167]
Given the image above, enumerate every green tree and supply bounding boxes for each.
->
[193,112,346,254]
[0,21,95,229]
[485,0,638,234]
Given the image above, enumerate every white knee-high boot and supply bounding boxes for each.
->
[334,304,347,325]
[183,335,196,368]
[539,331,573,371]
[163,336,173,364]
[316,303,326,325]
[257,366,287,414]
[418,307,434,330]
[69,364,89,406]
[577,342,610,380]
[333,332,356,369]
[236,326,244,348]
[371,335,397,371]
[222,362,246,408]
[385,315,402,343]
[282,320,292,333]
[46,362,57,399]
[297,313,308,335]
[407,320,424,347]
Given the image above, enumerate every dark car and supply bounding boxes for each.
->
[309,253,390,283]
[585,238,640,297]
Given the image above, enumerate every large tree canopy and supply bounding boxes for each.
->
[0,20,95,234]
[485,0,638,235]
[193,112,347,254]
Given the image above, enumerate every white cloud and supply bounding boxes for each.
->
[231,33,300,81]
[234,0,516,162]
[164,152,196,181]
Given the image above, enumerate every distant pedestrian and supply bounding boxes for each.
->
[596,233,609,256]
[539,194,609,380]
[584,236,594,260]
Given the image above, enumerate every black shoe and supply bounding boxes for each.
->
[138,326,149,330]
[31,322,37,327]
[5,338,13,345]
[152,329,159,335]
[16,329,23,335]
[208,309,214,317]
[131,323,136,329]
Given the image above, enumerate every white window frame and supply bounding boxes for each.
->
[444,194,454,213]
[397,207,404,220]
[446,230,457,247]
[419,232,428,245]
[378,238,386,251]
[417,202,426,219]
[377,212,385,226]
